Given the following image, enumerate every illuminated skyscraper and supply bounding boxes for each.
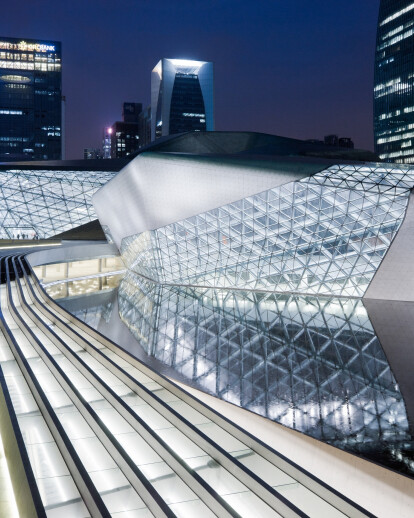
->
[151,58,214,140]
[374,1,414,163]
[0,37,62,160]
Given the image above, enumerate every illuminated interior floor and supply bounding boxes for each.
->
[32,256,124,285]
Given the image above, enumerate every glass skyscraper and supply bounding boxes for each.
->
[151,58,214,140]
[0,36,62,161]
[374,1,414,163]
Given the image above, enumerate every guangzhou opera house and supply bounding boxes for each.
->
[0,132,413,518]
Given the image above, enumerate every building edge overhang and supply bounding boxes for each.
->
[0,158,128,172]
[128,130,380,162]
[0,131,380,172]
[92,150,336,249]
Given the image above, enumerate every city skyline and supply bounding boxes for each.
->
[1,0,380,159]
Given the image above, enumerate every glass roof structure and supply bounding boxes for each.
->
[1,148,413,515]
[0,168,115,239]
[118,275,413,477]
[111,161,414,479]
[121,163,414,298]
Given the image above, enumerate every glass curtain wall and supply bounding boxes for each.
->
[374,0,414,163]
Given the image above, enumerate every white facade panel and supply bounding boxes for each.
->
[92,152,312,248]
[365,191,414,301]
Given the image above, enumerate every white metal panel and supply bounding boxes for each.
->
[92,153,311,248]
[365,190,414,301]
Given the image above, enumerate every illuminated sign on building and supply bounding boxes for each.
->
[0,40,56,53]
[0,35,62,160]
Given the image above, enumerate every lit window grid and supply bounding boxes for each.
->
[121,164,412,297]
[0,61,61,71]
[374,0,414,163]
[118,272,410,461]
[0,169,115,238]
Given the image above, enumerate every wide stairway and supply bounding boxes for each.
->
[0,255,374,518]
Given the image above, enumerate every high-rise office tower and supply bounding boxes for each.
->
[374,1,414,163]
[151,59,214,141]
[110,121,140,158]
[0,37,62,161]
[110,102,142,158]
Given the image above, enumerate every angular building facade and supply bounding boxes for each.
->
[96,153,414,299]
[0,133,412,517]
[119,163,411,297]
[0,37,62,161]
[151,59,214,140]
[92,132,414,486]
[374,0,414,163]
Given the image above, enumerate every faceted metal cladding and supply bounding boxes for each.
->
[0,168,115,238]
[118,273,413,475]
[114,160,414,475]
[121,164,414,297]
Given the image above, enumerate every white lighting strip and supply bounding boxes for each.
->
[0,242,62,250]
[380,3,414,26]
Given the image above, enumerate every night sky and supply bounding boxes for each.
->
[2,0,380,159]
